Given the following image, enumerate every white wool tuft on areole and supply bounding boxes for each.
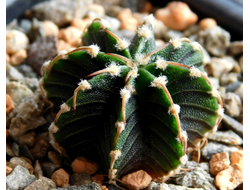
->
[88,44,100,57]
[151,76,168,89]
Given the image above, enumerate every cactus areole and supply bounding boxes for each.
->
[40,15,223,184]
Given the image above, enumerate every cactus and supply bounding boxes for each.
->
[40,15,223,185]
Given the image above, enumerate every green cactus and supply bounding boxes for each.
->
[40,16,223,185]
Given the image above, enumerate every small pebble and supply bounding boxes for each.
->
[220,72,240,86]
[10,157,34,174]
[222,92,242,118]
[6,143,16,157]
[147,182,204,190]
[48,151,62,167]
[6,62,25,81]
[30,138,50,160]
[41,162,61,178]
[88,4,105,15]
[42,20,59,37]
[153,19,168,39]
[209,152,230,176]
[155,2,198,31]
[19,132,36,147]
[231,150,243,166]
[199,18,217,30]
[6,165,36,190]
[71,156,99,175]
[57,39,74,52]
[70,171,92,185]
[228,41,243,56]
[6,81,33,107]
[91,174,104,185]
[24,177,56,190]
[51,168,70,187]
[234,83,243,102]
[105,16,121,31]
[142,1,152,13]
[121,170,152,190]
[58,26,82,47]
[222,114,243,138]
[201,142,239,161]
[225,81,242,93]
[197,26,230,57]
[238,56,243,72]
[206,56,234,78]
[163,29,183,42]
[10,49,28,66]
[175,161,216,190]
[71,18,91,31]
[117,8,139,31]
[215,164,243,190]
[27,0,93,27]
[12,142,20,157]
[6,94,15,115]
[208,77,220,89]
[50,182,101,190]
[6,30,29,54]
[208,130,243,145]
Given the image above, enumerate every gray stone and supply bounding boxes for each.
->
[6,165,36,190]
[27,0,93,27]
[173,161,216,190]
[220,72,241,86]
[222,114,243,137]
[50,182,101,190]
[222,92,242,118]
[70,172,92,185]
[197,26,230,57]
[6,62,25,81]
[24,177,56,190]
[104,16,121,32]
[208,130,243,145]
[225,81,242,93]
[201,142,239,160]
[153,19,168,39]
[6,81,33,107]
[12,142,20,157]
[14,64,38,78]
[8,91,46,141]
[147,182,204,190]
[206,56,234,78]
[19,19,32,34]
[183,25,200,38]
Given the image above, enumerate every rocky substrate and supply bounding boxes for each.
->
[6,0,243,190]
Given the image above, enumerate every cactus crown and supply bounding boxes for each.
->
[40,15,223,185]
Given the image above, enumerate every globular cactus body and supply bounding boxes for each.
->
[40,16,223,184]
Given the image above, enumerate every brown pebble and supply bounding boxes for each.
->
[71,18,91,31]
[209,152,230,175]
[215,163,243,190]
[231,150,243,166]
[71,156,99,175]
[6,165,13,176]
[48,151,62,167]
[92,174,105,184]
[51,168,69,187]
[6,94,15,115]
[57,39,74,53]
[42,20,59,37]
[199,18,217,30]
[30,138,50,160]
[10,157,34,174]
[117,8,138,31]
[58,26,82,47]
[10,49,27,66]
[121,170,152,190]
[155,2,198,31]
[19,132,36,147]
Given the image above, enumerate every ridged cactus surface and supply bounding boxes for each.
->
[40,16,223,183]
